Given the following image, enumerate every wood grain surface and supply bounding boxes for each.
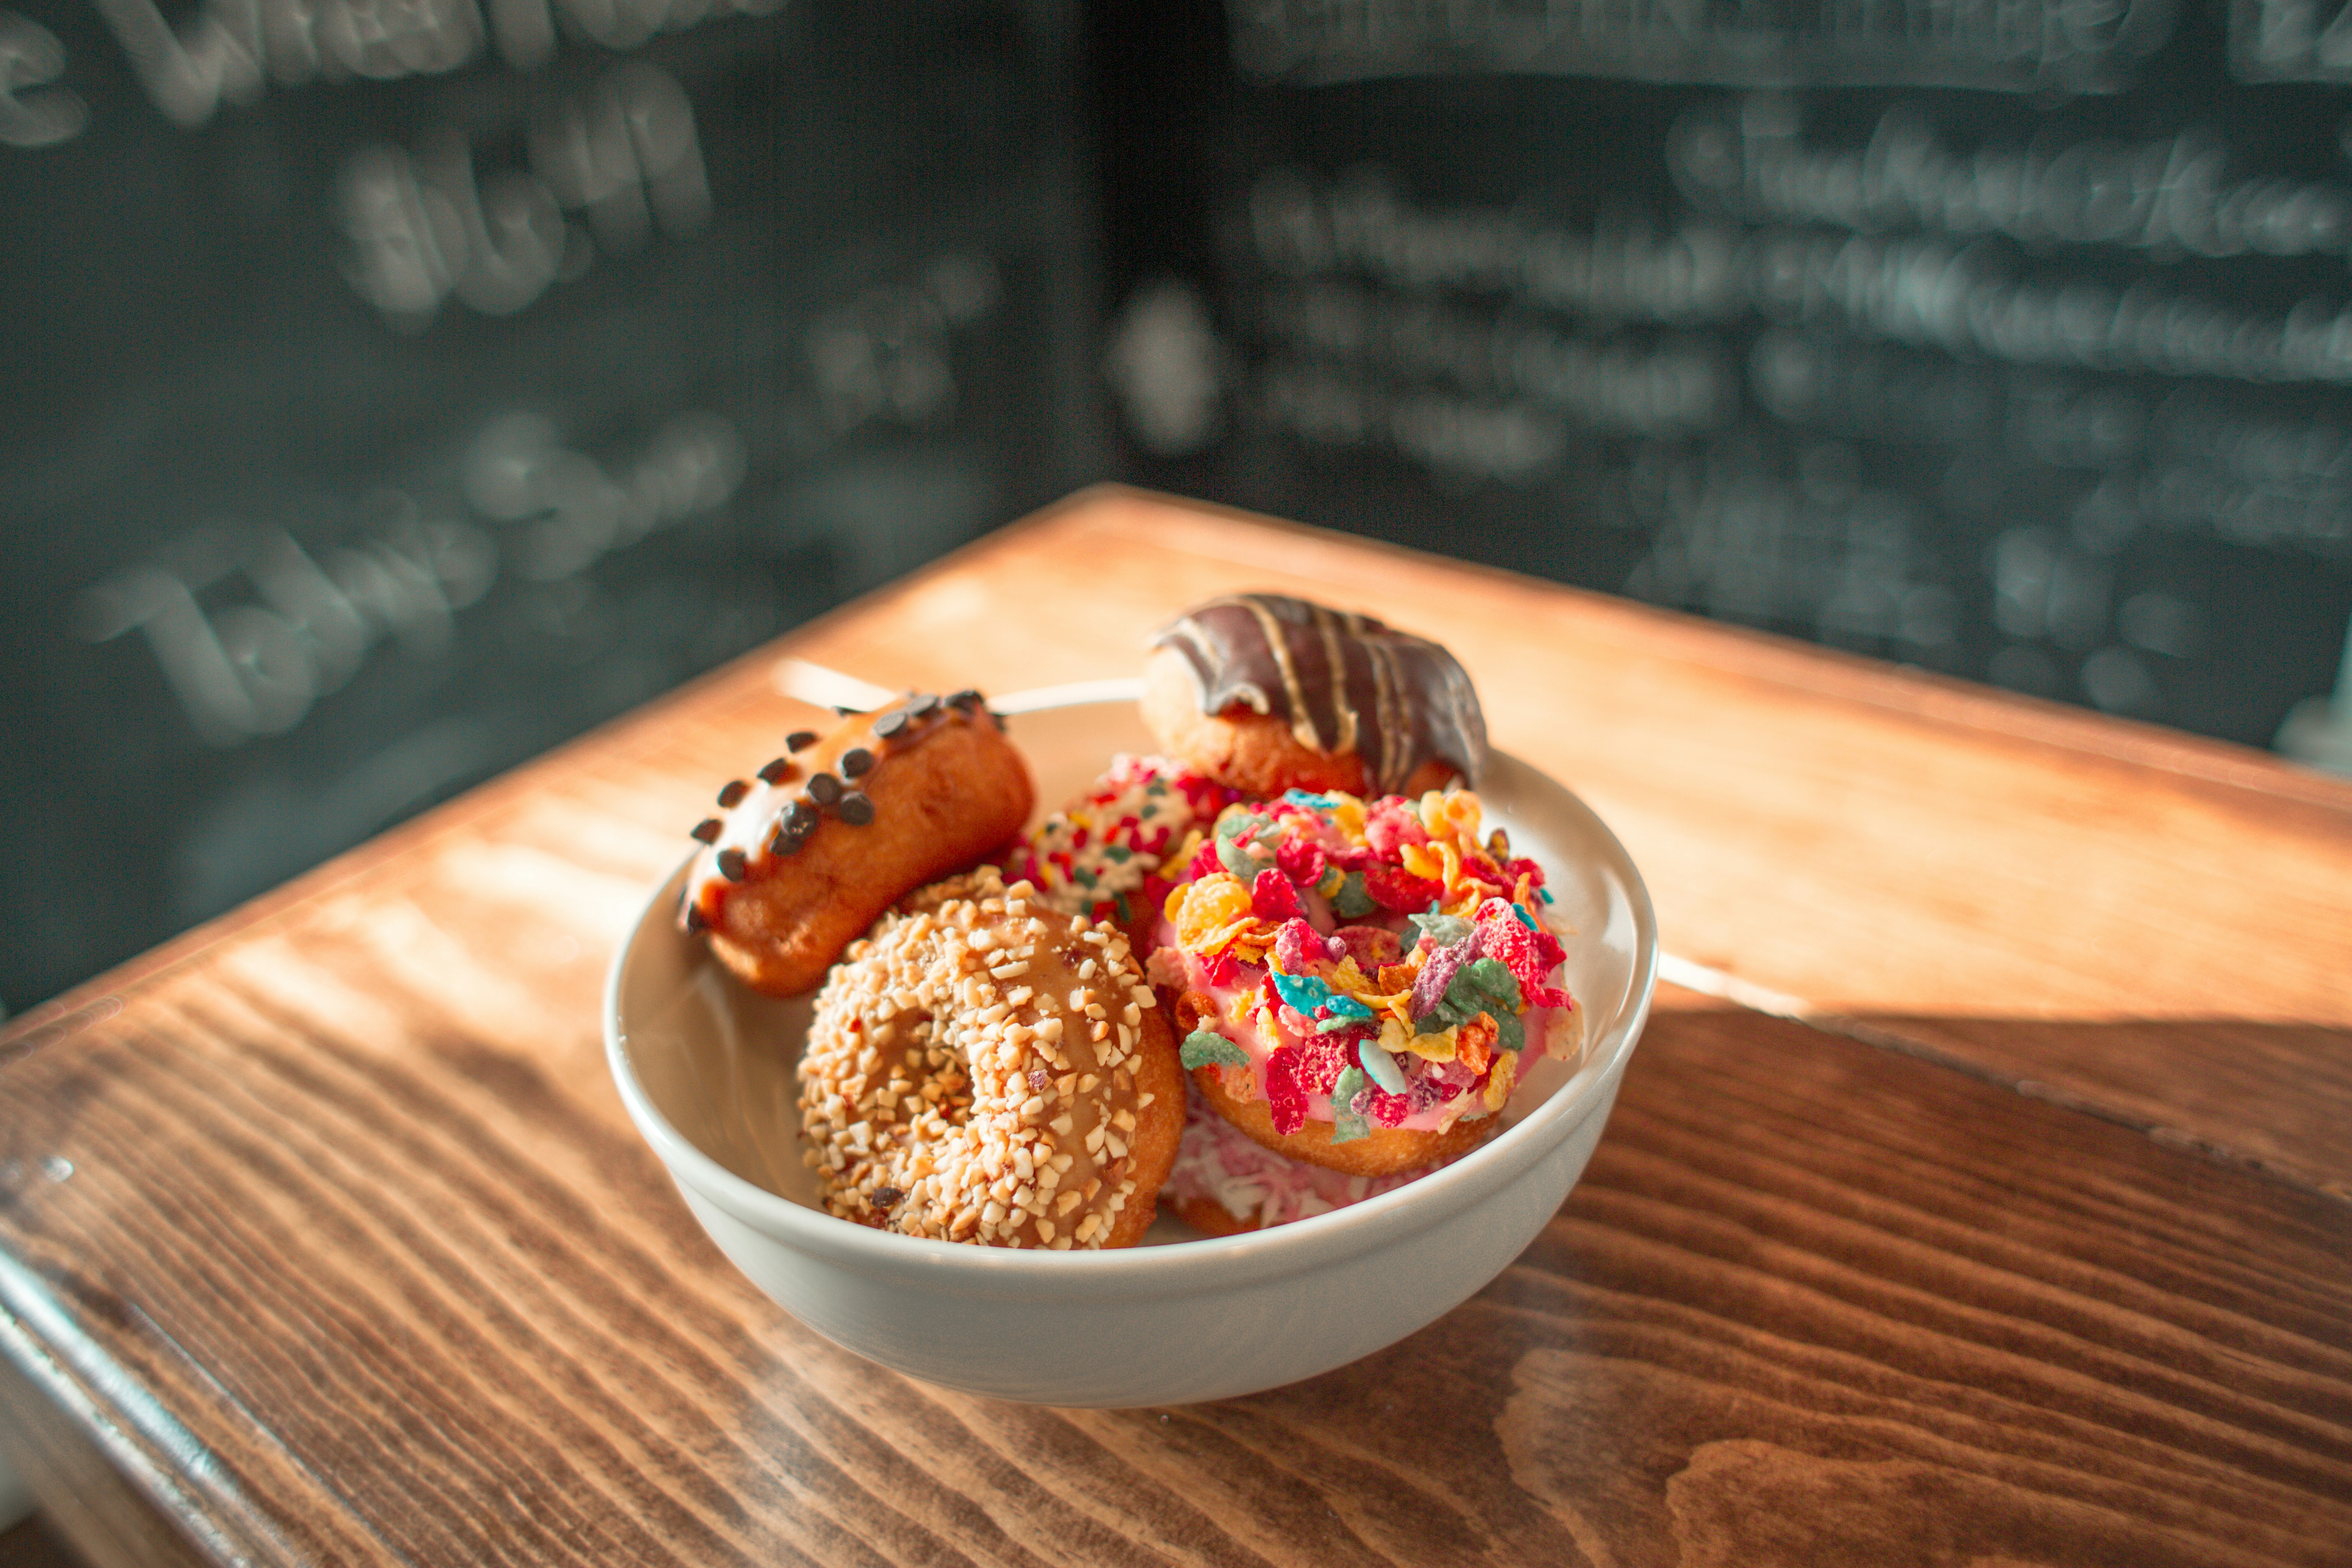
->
[3,488,2349,1567]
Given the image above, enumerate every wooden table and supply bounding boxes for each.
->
[4,486,2349,1568]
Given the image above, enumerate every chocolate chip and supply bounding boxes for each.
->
[716,848,748,882]
[905,693,940,718]
[871,1185,903,1209]
[717,780,749,808]
[757,757,794,784]
[690,819,723,844]
[783,800,817,834]
[807,772,843,805]
[835,791,874,826]
[684,902,708,932]
[786,730,820,751]
[947,688,983,711]
[768,830,800,856]
[871,708,909,738]
[839,747,873,777]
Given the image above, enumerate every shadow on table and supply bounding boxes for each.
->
[0,1517,84,1568]
[989,1004,2352,1568]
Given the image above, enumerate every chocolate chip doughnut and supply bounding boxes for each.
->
[797,870,1183,1248]
[1141,593,1487,798]
[682,690,1033,996]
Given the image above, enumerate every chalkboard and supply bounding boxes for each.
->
[0,0,1098,1015]
[1092,0,2352,771]
[9,0,2352,1018]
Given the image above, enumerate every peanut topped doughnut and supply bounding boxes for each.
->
[1148,787,1581,1177]
[682,690,1033,996]
[1142,593,1486,798]
[798,869,1183,1249]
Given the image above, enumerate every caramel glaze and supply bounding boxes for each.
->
[1152,594,1488,793]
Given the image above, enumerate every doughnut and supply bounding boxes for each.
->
[1143,593,1486,798]
[1163,1087,1458,1236]
[1146,786,1581,1177]
[681,690,1033,996]
[797,869,1184,1248]
[1000,754,1236,947]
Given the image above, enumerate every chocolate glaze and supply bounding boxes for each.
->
[679,690,991,935]
[1152,594,1487,792]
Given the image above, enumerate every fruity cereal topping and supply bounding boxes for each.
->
[1149,788,1580,1140]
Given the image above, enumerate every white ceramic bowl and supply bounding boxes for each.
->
[605,684,1657,1407]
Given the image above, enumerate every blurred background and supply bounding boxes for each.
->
[3,0,2350,1018]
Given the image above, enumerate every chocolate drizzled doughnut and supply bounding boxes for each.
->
[1149,594,1487,794]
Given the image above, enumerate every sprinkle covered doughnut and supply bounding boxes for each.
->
[798,869,1184,1248]
[1148,787,1581,1177]
[1162,1091,1456,1236]
[1001,754,1236,941]
[682,690,1033,996]
[1142,593,1487,798]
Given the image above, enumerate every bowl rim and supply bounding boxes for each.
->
[604,684,1657,1296]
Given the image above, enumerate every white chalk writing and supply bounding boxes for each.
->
[89,0,779,127]
[76,514,495,746]
[1259,280,1727,436]
[1256,360,1567,481]
[2230,0,2352,81]
[1252,168,1744,321]
[74,410,744,745]
[0,12,86,145]
[804,254,1001,436]
[1623,443,1958,653]
[462,409,744,579]
[1670,101,2352,264]
[1229,0,2176,91]
[1253,167,2352,388]
[339,62,708,326]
